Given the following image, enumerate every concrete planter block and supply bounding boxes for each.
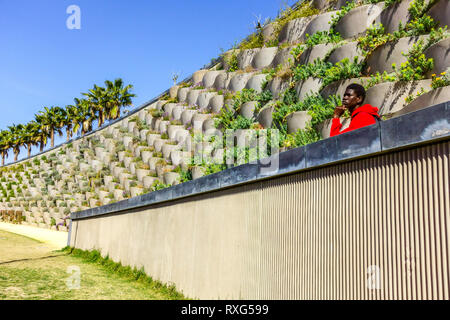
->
[286,111,313,134]
[153,139,166,153]
[270,46,295,69]
[162,143,179,160]
[320,77,369,100]
[163,103,177,116]
[163,172,180,186]
[375,0,413,34]
[193,70,208,84]
[202,119,216,133]
[187,90,201,106]
[147,134,161,147]
[172,105,187,121]
[175,129,190,144]
[141,151,153,164]
[138,110,147,122]
[296,78,323,101]
[240,101,259,119]
[267,77,290,99]
[128,121,136,133]
[169,85,180,99]
[132,127,140,138]
[148,157,161,171]
[129,186,142,198]
[140,129,149,142]
[278,17,311,44]
[300,11,338,42]
[145,113,153,126]
[326,41,364,65]
[113,166,125,178]
[299,43,334,65]
[197,92,217,109]
[214,72,235,91]
[252,47,278,70]
[202,71,225,88]
[123,136,133,148]
[156,165,173,180]
[181,109,198,126]
[121,118,129,128]
[158,121,170,135]
[177,87,190,103]
[156,100,166,110]
[123,157,133,170]
[257,103,275,128]
[168,125,184,140]
[262,23,276,42]
[317,117,351,139]
[312,0,328,10]
[228,72,255,92]
[428,0,450,28]
[245,74,268,93]
[113,189,125,201]
[191,166,206,180]
[151,118,161,132]
[366,36,426,74]
[171,150,191,167]
[394,85,450,117]
[136,169,150,182]
[194,142,214,157]
[237,49,261,70]
[425,38,450,77]
[208,95,224,113]
[365,80,432,116]
[335,0,353,10]
[143,176,158,189]
[334,3,383,39]
[192,113,212,132]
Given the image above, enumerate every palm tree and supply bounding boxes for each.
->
[0,130,11,166]
[38,106,65,148]
[23,121,40,158]
[65,105,76,141]
[104,78,136,120]
[71,98,95,137]
[83,85,107,128]
[34,113,49,152]
[8,124,25,162]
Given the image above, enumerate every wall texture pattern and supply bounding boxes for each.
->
[70,140,449,299]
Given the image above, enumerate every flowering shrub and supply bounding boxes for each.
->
[431,70,450,89]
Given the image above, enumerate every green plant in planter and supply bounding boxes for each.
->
[329,1,357,31]
[305,30,342,48]
[392,40,434,81]
[321,57,364,88]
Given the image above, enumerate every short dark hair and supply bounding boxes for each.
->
[346,83,366,103]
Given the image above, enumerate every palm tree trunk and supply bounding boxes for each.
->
[27,144,32,158]
[40,140,44,152]
[14,151,18,162]
[1,152,4,166]
[51,129,55,148]
[66,128,71,141]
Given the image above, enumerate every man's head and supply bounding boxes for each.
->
[343,83,366,112]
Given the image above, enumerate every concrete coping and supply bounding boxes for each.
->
[71,101,450,221]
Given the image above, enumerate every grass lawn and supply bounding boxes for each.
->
[0,230,185,300]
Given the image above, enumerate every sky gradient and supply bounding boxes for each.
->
[0,0,295,164]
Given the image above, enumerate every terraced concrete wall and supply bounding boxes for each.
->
[70,112,450,299]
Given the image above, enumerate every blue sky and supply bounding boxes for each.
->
[0,0,294,164]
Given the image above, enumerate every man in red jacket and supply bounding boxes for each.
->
[330,83,380,137]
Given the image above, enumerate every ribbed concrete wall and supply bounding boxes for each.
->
[70,140,449,300]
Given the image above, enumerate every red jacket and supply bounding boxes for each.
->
[330,104,380,137]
